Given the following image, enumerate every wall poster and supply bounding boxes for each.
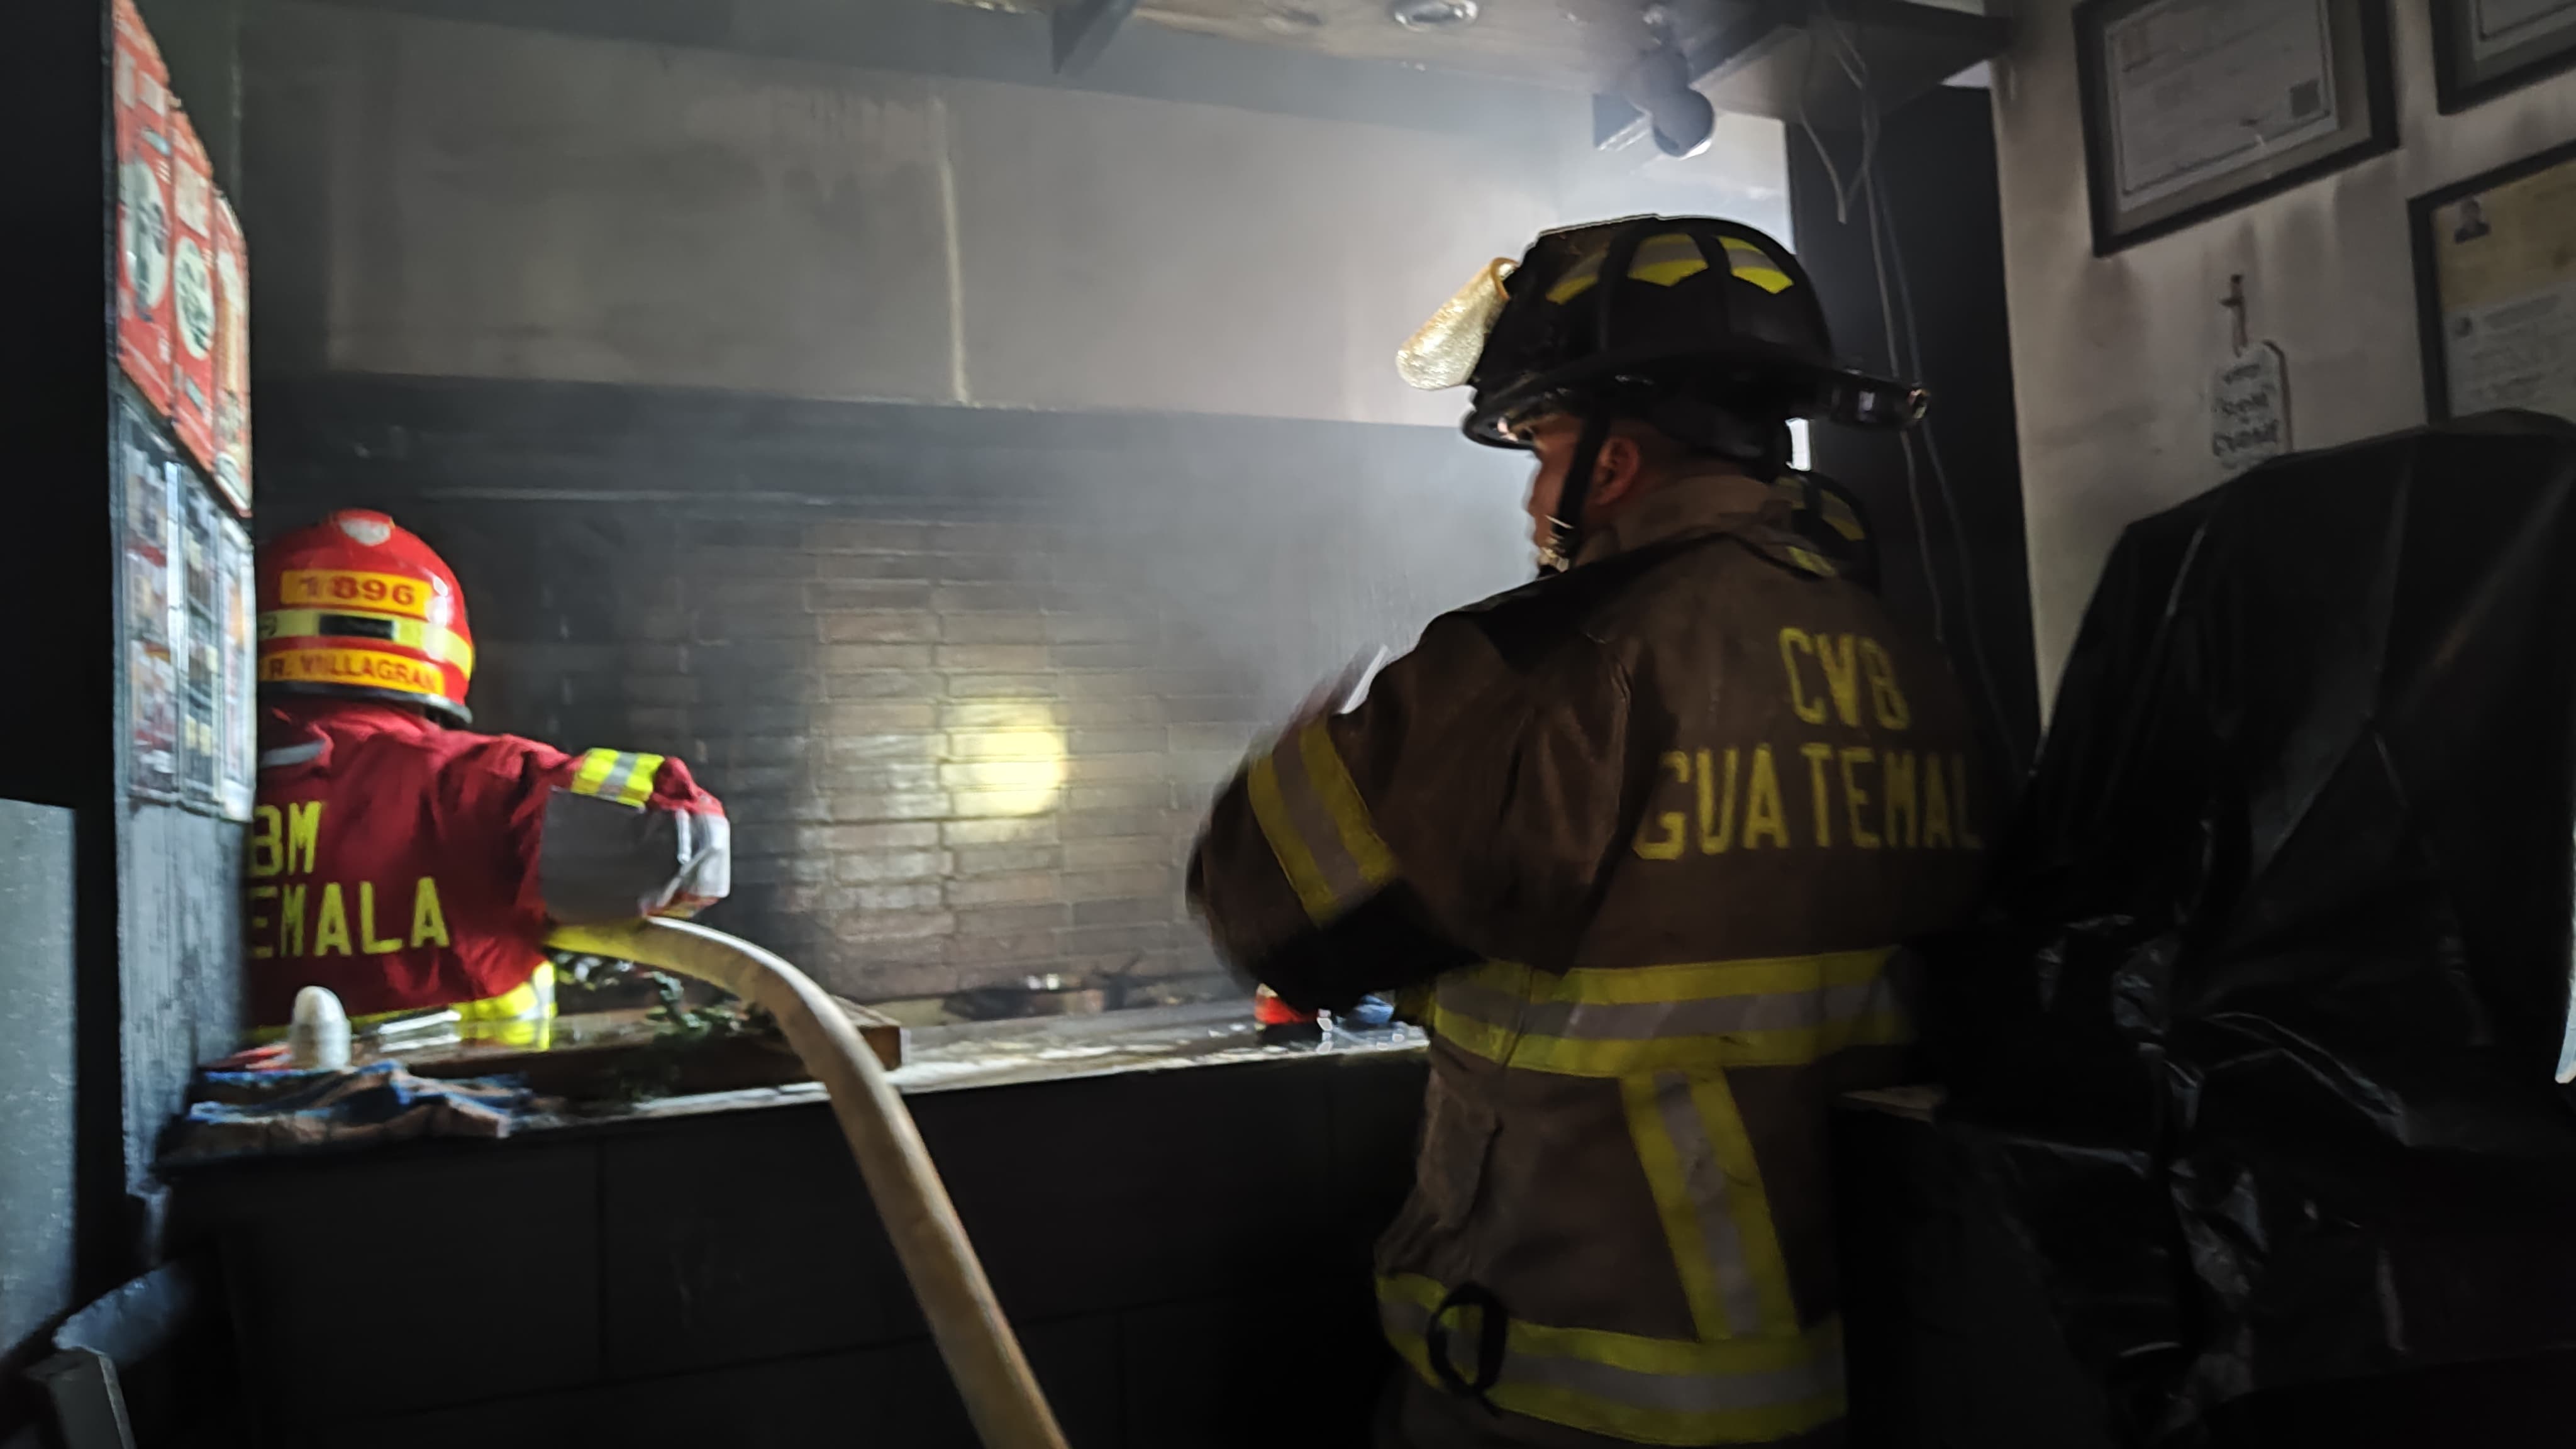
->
[120,397,181,802]
[112,0,174,416]
[2076,0,2397,255]
[2433,0,2576,112]
[211,194,253,516]
[2411,138,2576,425]
[218,519,258,821]
[179,477,224,814]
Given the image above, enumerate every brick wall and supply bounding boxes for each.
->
[261,376,1527,1013]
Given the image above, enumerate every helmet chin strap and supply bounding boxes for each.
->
[1538,409,1618,577]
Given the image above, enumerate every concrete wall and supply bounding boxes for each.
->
[1992,0,2576,706]
[0,803,75,1368]
[244,0,1792,425]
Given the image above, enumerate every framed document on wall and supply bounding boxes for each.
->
[2411,139,2576,423]
[2076,0,2397,256]
[2434,0,2576,113]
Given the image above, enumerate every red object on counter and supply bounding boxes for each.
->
[204,1043,292,1072]
[1253,985,1318,1027]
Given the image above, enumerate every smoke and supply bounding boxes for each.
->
[248,0,1801,1009]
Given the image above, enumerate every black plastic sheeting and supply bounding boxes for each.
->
[1923,413,2576,1444]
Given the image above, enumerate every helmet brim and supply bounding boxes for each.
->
[1463,341,1924,448]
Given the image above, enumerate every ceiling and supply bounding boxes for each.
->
[1001,0,2009,129]
[1123,0,1652,92]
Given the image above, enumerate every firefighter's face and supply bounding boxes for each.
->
[1518,415,1650,550]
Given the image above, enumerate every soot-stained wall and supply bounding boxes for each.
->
[259,378,1527,1008]
[242,0,1790,426]
[240,0,1798,1011]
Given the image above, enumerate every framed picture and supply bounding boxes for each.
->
[2433,0,2576,113]
[2075,0,2397,256]
[2410,137,2576,425]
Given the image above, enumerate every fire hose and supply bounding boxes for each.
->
[545,918,1069,1449]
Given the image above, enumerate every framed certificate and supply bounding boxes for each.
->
[2433,0,2576,113]
[2076,0,2397,256]
[2411,139,2576,424]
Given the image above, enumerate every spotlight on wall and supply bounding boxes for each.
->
[1619,38,1715,158]
[947,701,1067,818]
[1389,0,1479,31]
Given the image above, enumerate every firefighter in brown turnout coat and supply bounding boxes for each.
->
[1188,218,1989,1448]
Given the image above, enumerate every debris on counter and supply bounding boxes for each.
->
[166,1061,538,1163]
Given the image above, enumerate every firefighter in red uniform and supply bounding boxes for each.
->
[248,510,730,1039]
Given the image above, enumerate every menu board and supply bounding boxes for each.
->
[2420,145,2576,422]
[121,397,181,801]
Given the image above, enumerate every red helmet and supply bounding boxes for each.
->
[257,510,475,723]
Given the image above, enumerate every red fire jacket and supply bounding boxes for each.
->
[247,699,726,1025]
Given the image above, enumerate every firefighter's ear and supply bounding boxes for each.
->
[1591,433,1649,508]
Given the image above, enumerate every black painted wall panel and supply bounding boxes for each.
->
[1789,87,2040,780]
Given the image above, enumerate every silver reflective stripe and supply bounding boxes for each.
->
[1267,730,1372,910]
[1653,1072,1765,1335]
[1435,975,1890,1041]
[258,742,324,770]
[1377,1295,1841,1416]
[594,752,647,806]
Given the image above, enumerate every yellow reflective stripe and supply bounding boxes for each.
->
[1623,1074,1729,1340]
[1297,721,1397,889]
[1427,1003,1511,1060]
[1484,1013,1910,1075]
[1378,1275,1845,1446]
[1626,233,1711,287]
[567,749,664,809]
[1428,949,1912,1075]
[1242,723,1400,926]
[261,608,476,674]
[1689,1072,1800,1336]
[1246,753,1338,921]
[1785,547,1838,577]
[572,748,621,797]
[1546,949,1892,1006]
[1722,236,1796,294]
[258,963,557,1039]
[1546,253,1603,304]
[452,962,555,1022]
[1548,233,1715,304]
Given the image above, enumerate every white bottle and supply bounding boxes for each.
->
[287,985,350,1070]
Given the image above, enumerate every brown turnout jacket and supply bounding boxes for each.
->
[1190,475,1987,1447]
